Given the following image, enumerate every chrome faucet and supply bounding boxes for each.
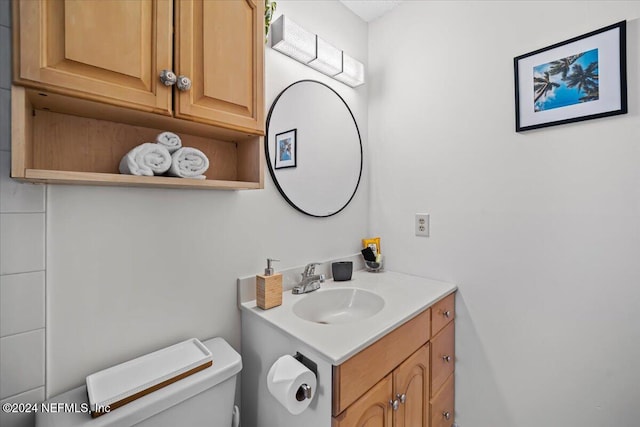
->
[292,263,325,294]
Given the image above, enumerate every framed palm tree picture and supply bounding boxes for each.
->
[514,21,626,132]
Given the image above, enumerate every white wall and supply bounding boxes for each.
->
[45,0,368,396]
[369,2,640,426]
[0,1,48,426]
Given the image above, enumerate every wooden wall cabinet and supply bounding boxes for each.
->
[12,0,265,190]
[14,0,264,134]
[332,293,455,427]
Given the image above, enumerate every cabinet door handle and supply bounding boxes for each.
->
[443,411,451,420]
[389,399,399,411]
[442,355,452,363]
[159,69,177,86]
[443,310,451,318]
[396,393,406,404]
[176,75,192,91]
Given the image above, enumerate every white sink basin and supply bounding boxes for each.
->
[292,288,385,324]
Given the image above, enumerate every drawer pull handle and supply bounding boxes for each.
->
[442,355,452,363]
[443,310,451,318]
[396,393,406,404]
[443,411,451,420]
[159,69,177,86]
[176,75,192,92]
[390,399,399,411]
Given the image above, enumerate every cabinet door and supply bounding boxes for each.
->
[175,0,265,135]
[393,345,429,427]
[333,374,393,427]
[15,0,173,115]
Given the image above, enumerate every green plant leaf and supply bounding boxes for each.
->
[265,0,277,43]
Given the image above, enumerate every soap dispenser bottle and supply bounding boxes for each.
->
[256,258,283,310]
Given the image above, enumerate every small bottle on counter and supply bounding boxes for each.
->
[256,258,283,310]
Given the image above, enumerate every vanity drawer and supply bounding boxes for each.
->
[430,320,454,396]
[430,373,454,427]
[333,309,431,416]
[431,292,455,337]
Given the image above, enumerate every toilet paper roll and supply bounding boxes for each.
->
[267,355,317,415]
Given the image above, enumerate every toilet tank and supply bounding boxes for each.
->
[36,337,242,427]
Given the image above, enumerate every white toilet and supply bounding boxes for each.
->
[36,337,242,427]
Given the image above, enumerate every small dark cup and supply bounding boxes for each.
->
[332,261,353,281]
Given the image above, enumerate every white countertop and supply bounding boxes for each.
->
[240,270,457,365]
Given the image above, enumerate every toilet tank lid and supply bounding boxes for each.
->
[35,337,242,427]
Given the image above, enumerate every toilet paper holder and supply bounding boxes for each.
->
[293,352,317,401]
[296,384,312,402]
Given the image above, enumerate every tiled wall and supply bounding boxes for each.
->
[0,2,47,426]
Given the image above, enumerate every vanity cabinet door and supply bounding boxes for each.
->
[393,345,429,427]
[15,0,173,115]
[175,0,265,134]
[332,374,393,427]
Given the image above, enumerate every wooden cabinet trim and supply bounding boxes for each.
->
[10,86,29,179]
[332,309,431,416]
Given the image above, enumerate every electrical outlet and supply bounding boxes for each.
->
[415,213,429,237]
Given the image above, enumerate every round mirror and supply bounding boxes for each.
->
[266,80,363,217]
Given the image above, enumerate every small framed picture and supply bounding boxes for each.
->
[514,21,627,132]
[274,129,297,169]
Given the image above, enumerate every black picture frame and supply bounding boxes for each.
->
[274,128,297,169]
[514,21,627,132]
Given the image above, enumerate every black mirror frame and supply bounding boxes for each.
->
[265,80,363,218]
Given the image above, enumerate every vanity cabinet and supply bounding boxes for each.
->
[333,309,431,427]
[333,347,429,427]
[332,293,455,427]
[11,0,264,190]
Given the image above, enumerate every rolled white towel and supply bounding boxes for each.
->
[168,147,209,180]
[155,131,182,154]
[119,143,172,176]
